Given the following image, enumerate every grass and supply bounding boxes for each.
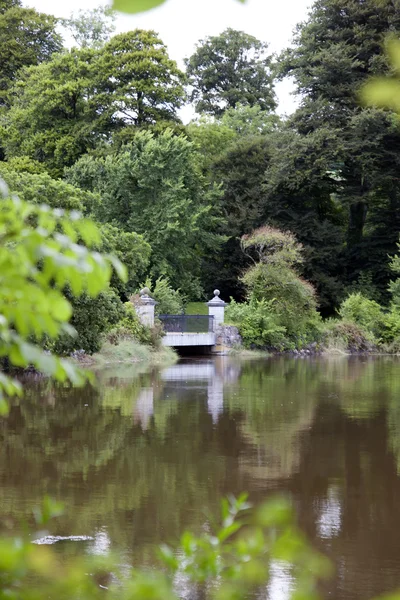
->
[185,302,208,315]
[74,339,178,367]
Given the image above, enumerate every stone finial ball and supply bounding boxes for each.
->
[213,289,220,297]
[140,287,150,296]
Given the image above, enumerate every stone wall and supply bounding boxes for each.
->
[214,325,242,353]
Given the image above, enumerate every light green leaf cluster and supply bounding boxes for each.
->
[362,39,400,112]
[112,0,245,14]
[0,494,331,600]
[0,179,127,412]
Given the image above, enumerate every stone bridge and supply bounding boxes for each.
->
[135,289,231,352]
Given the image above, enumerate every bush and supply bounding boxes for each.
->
[242,263,320,339]
[322,320,377,353]
[107,303,164,349]
[50,288,124,355]
[338,293,385,339]
[226,299,287,349]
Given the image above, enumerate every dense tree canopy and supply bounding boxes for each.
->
[1,30,186,175]
[66,129,223,296]
[1,0,400,323]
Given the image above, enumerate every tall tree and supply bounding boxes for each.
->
[186,28,276,116]
[0,0,62,106]
[1,30,186,175]
[95,29,186,126]
[205,134,272,299]
[279,0,400,303]
[1,48,99,175]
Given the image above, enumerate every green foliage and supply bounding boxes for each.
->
[67,129,223,296]
[389,242,400,308]
[112,0,246,14]
[226,298,287,349]
[203,135,272,298]
[1,47,102,175]
[322,320,376,354]
[2,31,185,175]
[50,288,124,355]
[141,276,184,315]
[241,225,303,267]
[0,0,62,105]
[187,117,236,172]
[99,223,151,298]
[362,38,400,112]
[0,494,330,599]
[0,163,100,213]
[0,178,126,412]
[238,227,320,342]
[338,293,386,340]
[277,0,400,308]
[221,103,281,137]
[95,30,186,126]
[107,302,163,348]
[185,28,276,116]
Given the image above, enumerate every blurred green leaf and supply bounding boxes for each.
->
[112,0,246,13]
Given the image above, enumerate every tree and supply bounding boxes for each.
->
[51,288,124,355]
[1,48,101,176]
[1,30,185,175]
[221,103,281,137]
[60,6,116,49]
[0,0,62,106]
[66,129,223,297]
[204,134,272,299]
[94,30,186,126]
[0,162,100,213]
[185,28,276,116]
[99,223,151,298]
[262,125,346,312]
[279,0,400,305]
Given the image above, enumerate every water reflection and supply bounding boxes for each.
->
[1,356,400,599]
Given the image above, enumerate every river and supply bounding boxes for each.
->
[1,355,400,599]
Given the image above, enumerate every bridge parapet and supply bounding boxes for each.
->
[159,314,214,333]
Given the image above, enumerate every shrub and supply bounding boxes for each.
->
[50,289,124,355]
[226,299,287,349]
[323,320,376,353]
[242,262,319,339]
[107,303,164,349]
[338,293,385,339]
[381,307,400,345]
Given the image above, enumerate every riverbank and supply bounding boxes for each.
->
[71,339,178,368]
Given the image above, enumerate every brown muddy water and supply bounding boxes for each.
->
[1,355,400,599]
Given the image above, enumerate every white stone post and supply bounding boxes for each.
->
[207,289,226,328]
[135,287,157,328]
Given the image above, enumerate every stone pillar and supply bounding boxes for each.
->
[135,287,157,328]
[207,289,226,327]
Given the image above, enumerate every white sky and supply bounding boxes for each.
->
[22,0,312,119]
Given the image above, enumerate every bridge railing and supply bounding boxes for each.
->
[159,315,215,334]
